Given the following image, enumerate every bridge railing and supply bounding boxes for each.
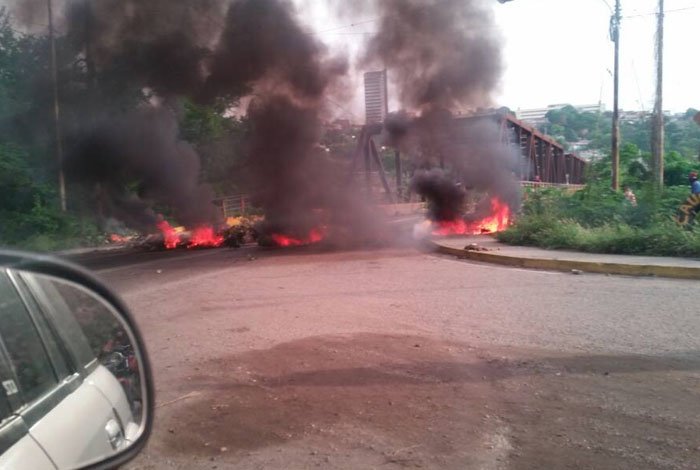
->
[521,182,585,191]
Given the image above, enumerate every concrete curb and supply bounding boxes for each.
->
[432,242,700,280]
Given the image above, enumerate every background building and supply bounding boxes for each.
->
[364,70,388,125]
[516,103,606,126]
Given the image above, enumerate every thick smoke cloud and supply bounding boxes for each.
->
[244,95,330,236]
[363,0,521,220]
[13,0,517,237]
[204,0,347,103]
[65,108,215,230]
[12,0,352,233]
[364,0,501,112]
[411,169,465,222]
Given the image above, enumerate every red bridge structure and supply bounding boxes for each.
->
[219,111,588,218]
[457,111,586,185]
[351,111,587,203]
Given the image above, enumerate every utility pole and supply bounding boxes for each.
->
[47,0,67,211]
[651,0,665,189]
[84,0,96,88]
[610,0,621,191]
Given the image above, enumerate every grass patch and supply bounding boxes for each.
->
[497,185,700,257]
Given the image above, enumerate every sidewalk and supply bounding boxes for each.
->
[432,235,700,280]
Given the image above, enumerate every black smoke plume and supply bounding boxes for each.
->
[65,108,215,230]
[365,0,501,111]
[363,0,521,220]
[12,0,354,235]
[411,169,465,222]
[13,0,517,239]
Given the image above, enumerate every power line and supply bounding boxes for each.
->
[315,18,380,35]
[624,5,694,18]
[322,32,376,36]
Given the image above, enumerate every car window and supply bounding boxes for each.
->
[27,276,96,370]
[50,281,123,360]
[0,273,57,405]
[11,276,72,381]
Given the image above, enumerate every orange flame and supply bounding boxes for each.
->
[188,226,224,248]
[270,227,325,247]
[433,197,511,236]
[157,220,181,249]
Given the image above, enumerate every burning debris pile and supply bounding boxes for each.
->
[153,220,224,250]
[428,197,511,236]
[13,0,521,248]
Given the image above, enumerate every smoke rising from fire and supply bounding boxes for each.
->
[65,108,216,230]
[13,0,354,234]
[362,0,521,219]
[364,0,501,112]
[13,0,518,239]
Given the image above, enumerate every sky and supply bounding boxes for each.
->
[492,0,699,113]
[5,0,697,118]
[299,0,700,117]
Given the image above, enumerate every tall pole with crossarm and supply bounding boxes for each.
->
[610,0,621,191]
[651,0,665,189]
[47,0,67,211]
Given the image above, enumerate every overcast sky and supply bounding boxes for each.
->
[6,0,696,117]
[301,0,699,117]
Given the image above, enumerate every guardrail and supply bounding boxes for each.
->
[218,183,584,219]
[521,182,585,191]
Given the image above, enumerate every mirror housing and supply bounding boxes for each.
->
[0,250,154,470]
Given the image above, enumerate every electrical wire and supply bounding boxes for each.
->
[624,5,695,19]
[315,18,380,35]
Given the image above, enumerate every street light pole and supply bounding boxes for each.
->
[610,0,621,191]
[47,0,67,211]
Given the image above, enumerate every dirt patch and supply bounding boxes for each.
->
[152,334,513,468]
[138,334,700,469]
[503,354,700,470]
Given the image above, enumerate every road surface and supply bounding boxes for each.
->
[76,244,700,469]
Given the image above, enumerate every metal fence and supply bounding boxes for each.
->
[220,194,250,219]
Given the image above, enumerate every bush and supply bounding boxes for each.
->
[500,185,700,257]
[0,142,105,251]
[498,214,700,257]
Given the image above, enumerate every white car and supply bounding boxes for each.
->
[0,254,152,470]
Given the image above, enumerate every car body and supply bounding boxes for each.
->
[0,268,137,469]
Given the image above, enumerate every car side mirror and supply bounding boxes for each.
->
[0,250,154,470]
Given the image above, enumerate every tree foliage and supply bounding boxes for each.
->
[541,104,700,189]
[0,10,250,249]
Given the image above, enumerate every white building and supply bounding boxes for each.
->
[364,70,388,125]
[516,103,606,126]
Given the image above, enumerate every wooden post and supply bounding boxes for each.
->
[611,0,621,191]
[48,0,67,211]
[651,0,665,189]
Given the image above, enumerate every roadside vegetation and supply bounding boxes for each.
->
[497,104,700,258]
[0,10,247,250]
[498,184,700,257]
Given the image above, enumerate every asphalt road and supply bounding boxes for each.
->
[73,244,700,469]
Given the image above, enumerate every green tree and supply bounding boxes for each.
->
[180,99,248,196]
[664,151,696,187]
